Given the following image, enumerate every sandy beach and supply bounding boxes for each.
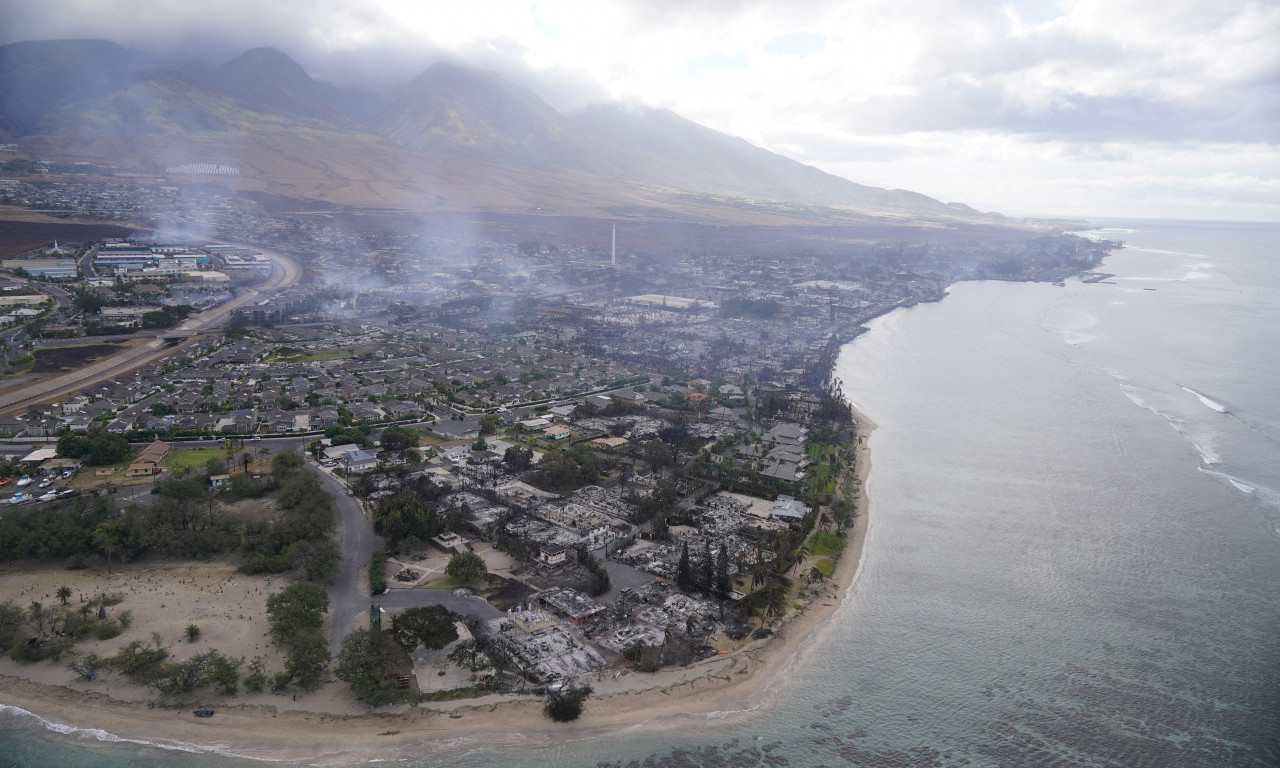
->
[0,411,875,762]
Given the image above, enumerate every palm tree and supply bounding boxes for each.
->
[55,586,72,606]
[92,520,124,573]
[792,545,810,574]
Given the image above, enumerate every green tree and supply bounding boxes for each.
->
[243,657,269,692]
[265,582,329,646]
[68,651,107,680]
[676,541,692,590]
[715,546,732,598]
[372,491,441,552]
[503,445,533,471]
[544,683,593,722]
[286,628,329,691]
[206,652,244,694]
[92,519,125,572]
[378,426,416,453]
[390,606,458,651]
[55,585,72,606]
[335,627,403,706]
[447,638,486,672]
[643,440,674,471]
[86,434,130,466]
[185,623,201,642]
[56,434,90,459]
[445,550,487,583]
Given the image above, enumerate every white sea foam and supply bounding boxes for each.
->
[1126,246,1213,259]
[1185,435,1221,466]
[1196,470,1280,532]
[1119,383,1152,411]
[0,702,292,762]
[1118,383,1220,464]
[1057,331,1096,345]
[0,703,196,753]
[1180,386,1228,413]
[1198,467,1256,494]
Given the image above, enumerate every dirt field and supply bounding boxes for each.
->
[0,217,138,258]
[32,342,129,374]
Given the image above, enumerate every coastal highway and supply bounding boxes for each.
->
[0,247,300,417]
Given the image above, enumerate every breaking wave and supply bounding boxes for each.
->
[0,703,200,754]
[1116,380,1220,465]
[1180,386,1228,414]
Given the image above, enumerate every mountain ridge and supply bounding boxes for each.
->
[0,39,1017,230]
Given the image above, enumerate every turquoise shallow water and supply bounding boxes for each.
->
[3,220,1278,766]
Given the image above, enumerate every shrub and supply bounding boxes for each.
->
[544,684,593,722]
[93,619,123,641]
[370,551,388,595]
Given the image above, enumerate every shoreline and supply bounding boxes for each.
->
[0,409,876,763]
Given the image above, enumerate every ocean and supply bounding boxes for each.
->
[3,219,1278,766]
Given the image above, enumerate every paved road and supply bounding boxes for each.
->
[307,461,385,657]
[373,587,504,622]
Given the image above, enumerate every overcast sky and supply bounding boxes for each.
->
[3,0,1277,221]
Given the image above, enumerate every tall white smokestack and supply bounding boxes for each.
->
[611,224,616,267]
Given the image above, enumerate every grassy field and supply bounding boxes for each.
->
[264,347,359,363]
[162,447,226,469]
[809,529,846,557]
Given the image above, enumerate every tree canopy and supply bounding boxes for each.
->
[390,605,458,651]
[335,628,406,706]
[445,550,487,583]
